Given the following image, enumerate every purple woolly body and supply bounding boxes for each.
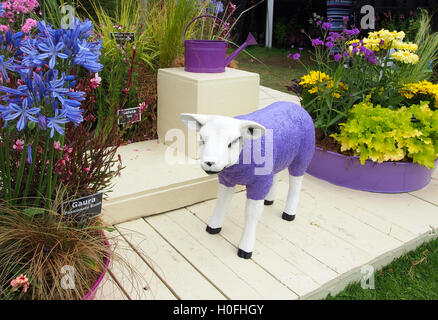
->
[218,101,315,200]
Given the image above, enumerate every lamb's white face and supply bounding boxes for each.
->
[181,114,266,174]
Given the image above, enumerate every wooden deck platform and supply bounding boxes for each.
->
[96,169,437,300]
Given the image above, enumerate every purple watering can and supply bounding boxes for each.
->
[183,15,258,73]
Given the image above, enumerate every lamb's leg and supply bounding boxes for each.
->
[206,184,235,234]
[264,173,279,206]
[283,175,304,221]
[238,199,264,259]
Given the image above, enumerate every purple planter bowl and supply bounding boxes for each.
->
[81,233,111,300]
[306,147,437,193]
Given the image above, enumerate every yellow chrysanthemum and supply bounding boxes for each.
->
[392,40,418,52]
[400,80,438,108]
[368,29,406,49]
[391,50,419,64]
[349,29,418,54]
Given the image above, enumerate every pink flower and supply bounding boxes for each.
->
[10,274,30,293]
[90,73,101,89]
[292,53,300,60]
[123,88,129,94]
[0,24,10,32]
[13,139,24,151]
[54,141,61,151]
[83,167,90,172]
[21,18,37,33]
[139,101,148,111]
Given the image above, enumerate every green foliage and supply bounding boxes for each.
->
[332,101,438,169]
[274,20,287,47]
[404,9,438,83]
[145,0,202,68]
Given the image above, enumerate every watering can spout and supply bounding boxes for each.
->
[224,33,257,67]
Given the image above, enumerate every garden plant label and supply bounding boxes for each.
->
[118,107,142,125]
[63,192,103,219]
[110,32,135,43]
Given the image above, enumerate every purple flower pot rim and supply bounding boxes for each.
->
[314,146,437,168]
[81,231,111,300]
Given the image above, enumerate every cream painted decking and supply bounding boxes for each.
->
[95,87,438,300]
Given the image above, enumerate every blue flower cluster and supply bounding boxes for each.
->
[0,18,103,136]
[203,0,224,15]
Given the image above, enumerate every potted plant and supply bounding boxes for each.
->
[0,2,123,299]
[288,11,438,192]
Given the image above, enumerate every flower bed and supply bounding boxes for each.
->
[288,10,438,191]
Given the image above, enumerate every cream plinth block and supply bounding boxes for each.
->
[157,67,260,159]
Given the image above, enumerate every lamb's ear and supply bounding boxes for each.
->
[180,113,211,131]
[239,120,266,140]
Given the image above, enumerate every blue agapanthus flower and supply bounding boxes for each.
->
[47,110,69,138]
[205,0,224,15]
[0,19,103,135]
[0,102,40,131]
[37,37,69,69]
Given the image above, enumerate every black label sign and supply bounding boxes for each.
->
[118,107,142,125]
[110,32,135,43]
[63,192,103,219]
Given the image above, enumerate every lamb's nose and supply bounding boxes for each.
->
[205,161,215,167]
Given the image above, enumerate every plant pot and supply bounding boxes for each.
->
[81,232,111,300]
[306,147,437,193]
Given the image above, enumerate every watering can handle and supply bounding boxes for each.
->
[183,14,226,44]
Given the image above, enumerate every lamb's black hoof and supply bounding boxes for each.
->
[206,226,222,234]
[282,212,296,221]
[237,249,252,259]
[264,200,274,206]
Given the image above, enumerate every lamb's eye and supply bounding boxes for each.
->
[228,137,240,149]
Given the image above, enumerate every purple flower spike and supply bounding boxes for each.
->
[37,113,47,130]
[312,38,324,46]
[334,54,342,62]
[322,22,333,30]
[325,41,334,49]
[27,144,32,164]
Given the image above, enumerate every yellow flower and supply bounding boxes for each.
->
[299,71,332,86]
[300,71,347,99]
[392,40,418,52]
[400,80,438,108]
[391,50,419,64]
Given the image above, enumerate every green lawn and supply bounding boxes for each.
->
[232,46,310,93]
[326,237,438,300]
